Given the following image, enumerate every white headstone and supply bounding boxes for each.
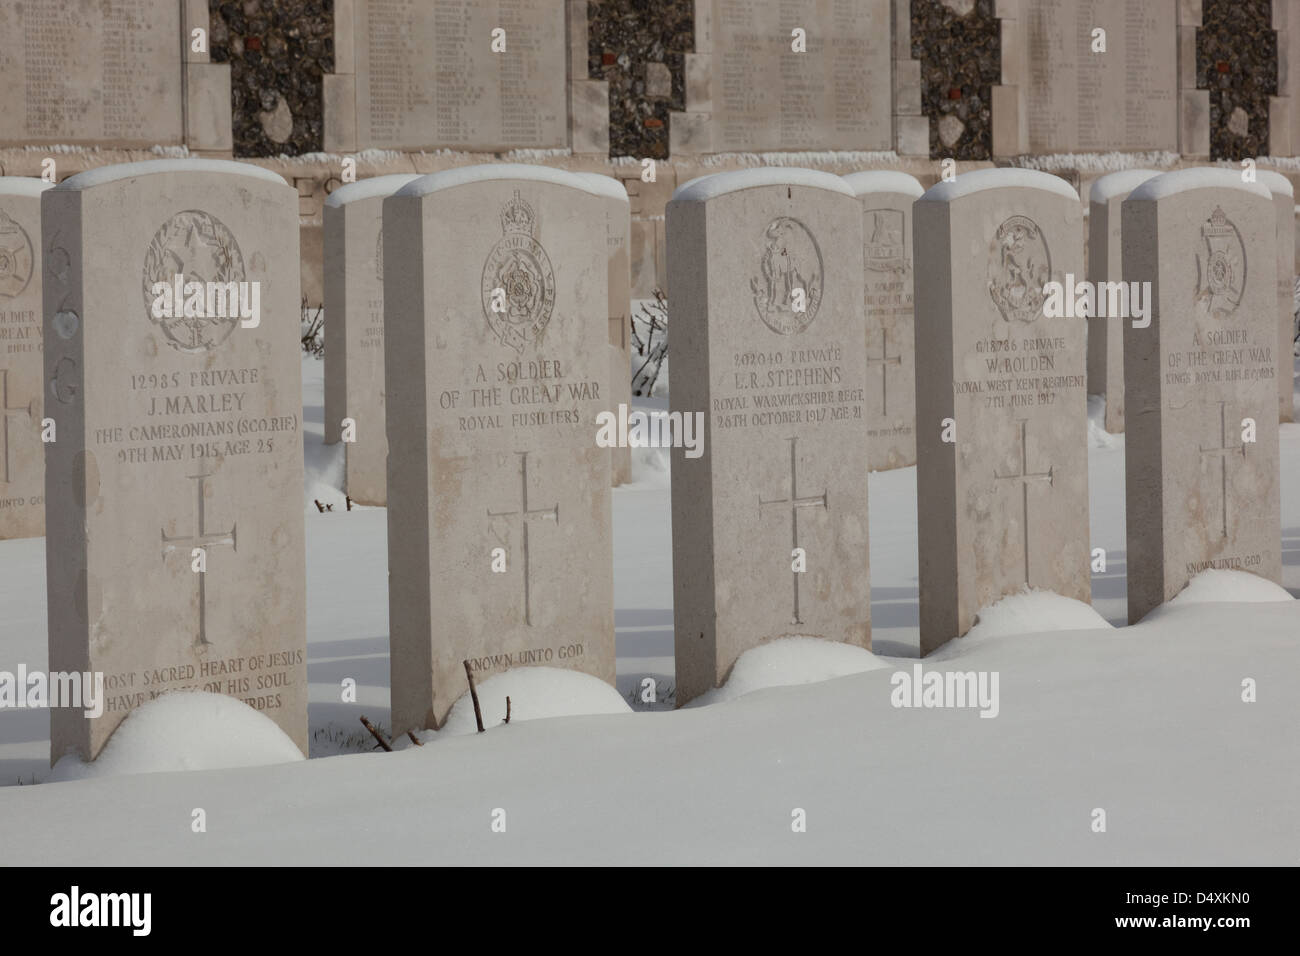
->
[667,168,871,704]
[1122,168,1282,622]
[383,165,615,734]
[43,159,307,761]
[913,169,1090,655]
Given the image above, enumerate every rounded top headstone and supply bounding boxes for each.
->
[1256,169,1295,198]
[1127,167,1271,203]
[918,168,1079,204]
[842,170,924,199]
[53,159,287,191]
[393,163,608,199]
[1088,169,1163,204]
[573,172,630,204]
[0,177,54,197]
[672,167,855,203]
[325,174,422,208]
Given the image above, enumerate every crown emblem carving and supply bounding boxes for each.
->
[500,191,536,235]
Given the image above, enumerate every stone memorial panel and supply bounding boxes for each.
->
[668,168,870,706]
[323,174,420,506]
[384,165,614,734]
[0,178,50,540]
[43,159,307,761]
[1123,169,1281,622]
[352,0,567,151]
[708,0,891,152]
[844,170,923,470]
[1025,0,1177,153]
[914,169,1090,655]
[0,0,184,146]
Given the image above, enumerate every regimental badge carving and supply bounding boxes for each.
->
[481,190,556,355]
[141,210,247,353]
[0,209,35,299]
[987,215,1050,323]
[1195,206,1246,319]
[751,217,823,335]
[864,209,910,276]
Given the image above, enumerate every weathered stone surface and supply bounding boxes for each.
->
[1122,168,1281,622]
[588,0,693,159]
[911,0,1000,160]
[1257,170,1295,423]
[1024,0,1178,153]
[43,159,307,762]
[384,165,614,734]
[323,174,419,506]
[0,1,184,146]
[0,178,51,540]
[914,168,1090,655]
[844,170,923,470]
[348,1,567,151]
[210,0,334,157]
[668,168,871,705]
[1086,168,1161,434]
[1197,0,1278,160]
[575,172,633,485]
[699,0,892,153]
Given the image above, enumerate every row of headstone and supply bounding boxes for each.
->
[320,169,921,503]
[668,163,1284,687]
[0,158,1287,762]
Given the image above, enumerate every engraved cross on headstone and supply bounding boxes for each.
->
[161,473,236,648]
[1198,400,1245,539]
[759,437,828,626]
[865,328,901,416]
[487,451,559,626]
[0,369,35,484]
[994,420,1054,586]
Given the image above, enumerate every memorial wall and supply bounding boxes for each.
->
[351,0,568,151]
[0,0,229,151]
[0,0,1295,307]
[1023,0,1177,153]
[0,0,184,147]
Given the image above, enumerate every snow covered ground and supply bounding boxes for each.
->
[0,355,1296,864]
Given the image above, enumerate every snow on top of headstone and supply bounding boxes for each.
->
[393,163,609,199]
[920,168,1079,204]
[573,171,630,203]
[1166,569,1294,607]
[672,167,855,203]
[54,159,287,191]
[424,666,631,738]
[687,637,890,706]
[927,587,1111,656]
[324,173,422,207]
[1127,167,1271,202]
[1089,169,1161,204]
[1256,169,1295,197]
[46,692,304,782]
[842,170,924,199]
[0,176,53,197]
